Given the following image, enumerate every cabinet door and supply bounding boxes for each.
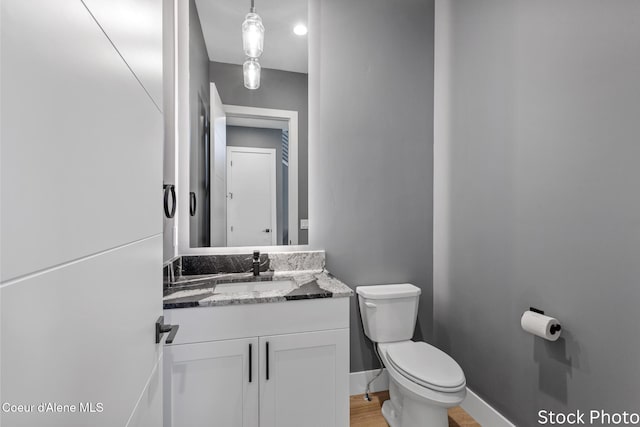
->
[259,329,349,427]
[164,338,259,427]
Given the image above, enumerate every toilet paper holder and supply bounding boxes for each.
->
[529,307,562,335]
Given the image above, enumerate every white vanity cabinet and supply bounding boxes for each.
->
[163,298,350,427]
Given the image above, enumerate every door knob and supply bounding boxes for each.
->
[262,229,270,233]
[156,316,179,344]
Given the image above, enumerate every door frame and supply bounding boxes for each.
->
[226,146,278,246]
[224,105,299,246]
[178,102,300,254]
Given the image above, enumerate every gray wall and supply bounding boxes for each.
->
[188,0,211,247]
[209,61,309,244]
[433,1,640,425]
[227,126,288,245]
[309,0,435,372]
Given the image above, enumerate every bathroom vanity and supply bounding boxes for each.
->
[162,251,352,427]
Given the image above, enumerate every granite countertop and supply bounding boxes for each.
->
[163,269,353,309]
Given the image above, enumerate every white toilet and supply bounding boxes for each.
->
[357,284,466,427]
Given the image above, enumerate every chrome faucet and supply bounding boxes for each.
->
[252,250,261,276]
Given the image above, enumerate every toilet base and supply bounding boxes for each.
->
[381,400,400,427]
[382,381,449,427]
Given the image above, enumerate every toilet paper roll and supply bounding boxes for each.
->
[521,311,562,341]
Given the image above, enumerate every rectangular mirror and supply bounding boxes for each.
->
[187,0,308,248]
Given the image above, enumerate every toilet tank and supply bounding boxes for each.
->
[356,284,421,343]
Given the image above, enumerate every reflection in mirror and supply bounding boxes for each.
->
[189,0,308,248]
[189,94,210,247]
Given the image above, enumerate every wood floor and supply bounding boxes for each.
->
[350,391,480,427]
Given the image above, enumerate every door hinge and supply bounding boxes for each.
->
[230,160,233,166]
[230,225,234,232]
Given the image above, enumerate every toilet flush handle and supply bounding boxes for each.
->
[364,302,377,308]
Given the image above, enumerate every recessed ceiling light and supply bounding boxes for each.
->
[293,24,307,36]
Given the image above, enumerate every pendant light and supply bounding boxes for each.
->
[242,0,264,58]
[243,58,261,90]
[241,0,264,90]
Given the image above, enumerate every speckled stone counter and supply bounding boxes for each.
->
[163,251,353,309]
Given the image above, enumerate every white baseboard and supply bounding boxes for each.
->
[461,387,515,427]
[349,370,514,427]
[349,368,389,396]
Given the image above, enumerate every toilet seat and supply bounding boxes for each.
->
[384,341,466,393]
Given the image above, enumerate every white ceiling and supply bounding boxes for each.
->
[194,0,308,74]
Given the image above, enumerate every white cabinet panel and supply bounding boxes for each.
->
[163,298,349,344]
[259,329,349,427]
[0,236,163,427]
[1,0,163,281]
[164,338,259,427]
[81,0,164,109]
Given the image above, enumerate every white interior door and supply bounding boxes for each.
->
[210,83,227,246]
[164,338,259,427]
[1,0,164,426]
[226,147,277,246]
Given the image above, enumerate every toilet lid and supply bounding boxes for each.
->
[386,342,466,392]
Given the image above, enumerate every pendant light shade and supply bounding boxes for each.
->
[242,11,264,58]
[241,0,264,90]
[243,58,261,90]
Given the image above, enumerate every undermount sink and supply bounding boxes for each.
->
[213,280,296,294]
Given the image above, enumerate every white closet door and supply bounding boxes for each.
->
[226,147,277,247]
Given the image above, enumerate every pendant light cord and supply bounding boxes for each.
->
[250,0,255,13]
